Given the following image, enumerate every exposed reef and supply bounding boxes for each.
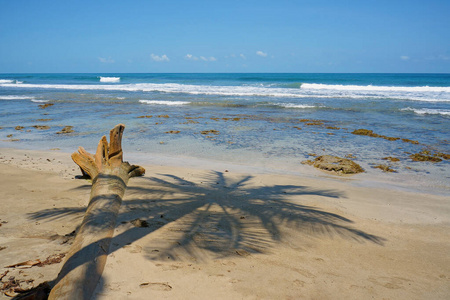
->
[38,103,53,109]
[56,126,74,134]
[302,155,364,174]
[373,164,397,172]
[201,130,220,135]
[32,125,50,130]
[351,128,420,144]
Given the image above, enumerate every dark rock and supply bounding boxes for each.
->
[351,129,399,141]
[32,125,50,130]
[402,138,419,144]
[436,152,450,160]
[382,157,400,162]
[38,103,53,109]
[373,164,397,172]
[56,126,74,134]
[410,153,442,162]
[303,155,364,174]
[201,130,220,135]
[352,129,375,136]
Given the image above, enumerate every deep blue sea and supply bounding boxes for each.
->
[1,73,449,192]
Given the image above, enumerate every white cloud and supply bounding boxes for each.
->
[188,55,216,62]
[185,54,198,60]
[99,57,115,63]
[256,51,268,57]
[240,54,246,59]
[400,55,410,61]
[151,53,169,62]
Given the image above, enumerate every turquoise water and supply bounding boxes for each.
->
[1,73,449,192]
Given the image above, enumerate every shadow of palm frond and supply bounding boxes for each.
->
[29,170,384,262]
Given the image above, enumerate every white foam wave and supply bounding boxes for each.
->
[401,107,450,116]
[99,76,120,83]
[31,99,49,103]
[139,100,190,106]
[0,79,15,84]
[278,103,317,109]
[301,83,450,93]
[0,95,35,100]
[2,82,449,102]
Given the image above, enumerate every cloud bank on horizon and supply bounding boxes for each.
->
[0,0,449,73]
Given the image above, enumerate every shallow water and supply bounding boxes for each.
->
[1,73,449,193]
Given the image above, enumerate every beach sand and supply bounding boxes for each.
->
[0,147,449,299]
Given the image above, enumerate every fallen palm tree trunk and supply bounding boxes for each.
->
[49,124,145,300]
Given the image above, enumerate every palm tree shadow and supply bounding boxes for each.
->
[30,170,384,263]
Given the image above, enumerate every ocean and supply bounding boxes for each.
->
[1,73,449,193]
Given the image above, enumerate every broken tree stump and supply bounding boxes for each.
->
[49,124,145,300]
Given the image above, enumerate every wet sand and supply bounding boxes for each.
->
[0,147,449,299]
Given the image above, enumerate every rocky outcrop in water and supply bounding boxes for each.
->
[38,103,53,109]
[32,125,50,130]
[56,126,74,134]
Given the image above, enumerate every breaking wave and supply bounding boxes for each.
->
[277,103,317,109]
[301,83,450,93]
[1,81,449,102]
[401,107,450,116]
[139,100,190,106]
[99,77,120,83]
[0,79,22,84]
[0,95,35,100]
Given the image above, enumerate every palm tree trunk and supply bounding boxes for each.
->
[49,124,145,300]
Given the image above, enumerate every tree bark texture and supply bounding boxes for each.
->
[48,124,145,300]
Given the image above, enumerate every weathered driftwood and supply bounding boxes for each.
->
[49,124,145,300]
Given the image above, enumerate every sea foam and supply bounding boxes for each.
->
[0,79,22,84]
[0,95,35,100]
[401,107,450,116]
[99,77,120,83]
[278,103,317,109]
[139,100,190,106]
[1,82,449,102]
[0,79,16,84]
[301,83,450,93]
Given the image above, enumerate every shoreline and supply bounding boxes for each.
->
[1,146,449,299]
[1,145,449,196]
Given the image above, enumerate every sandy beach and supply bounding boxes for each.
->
[0,147,448,299]
[2,0,450,297]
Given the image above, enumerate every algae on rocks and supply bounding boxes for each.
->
[303,155,364,174]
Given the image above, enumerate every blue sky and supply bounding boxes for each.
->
[0,0,449,73]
